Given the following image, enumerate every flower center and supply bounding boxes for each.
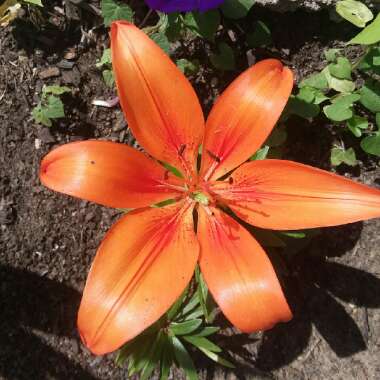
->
[190,191,210,206]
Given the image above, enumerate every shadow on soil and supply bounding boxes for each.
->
[0,265,97,380]
[199,222,380,379]
[2,221,380,379]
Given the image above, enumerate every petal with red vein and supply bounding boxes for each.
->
[40,141,184,209]
[78,201,199,355]
[211,159,380,230]
[111,21,204,181]
[200,59,293,181]
[197,206,292,333]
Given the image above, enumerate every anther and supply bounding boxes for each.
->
[178,144,186,156]
[207,150,221,163]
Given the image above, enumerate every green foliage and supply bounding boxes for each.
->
[115,274,233,379]
[247,21,272,47]
[349,13,380,44]
[150,32,171,54]
[328,57,352,79]
[96,48,112,68]
[210,42,235,71]
[23,0,42,6]
[336,0,373,27]
[221,0,255,20]
[360,113,380,156]
[347,115,368,137]
[360,132,380,156]
[101,0,133,27]
[331,146,357,166]
[323,94,360,122]
[176,58,200,75]
[183,10,220,41]
[300,71,329,90]
[292,39,380,164]
[250,146,270,160]
[359,80,380,113]
[32,85,70,127]
[325,48,340,62]
[96,48,114,88]
[358,46,380,74]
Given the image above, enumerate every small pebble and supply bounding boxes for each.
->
[34,138,41,150]
[38,67,60,80]
[57,60,75,69]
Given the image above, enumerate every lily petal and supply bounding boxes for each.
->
[111,21,205,181]
[197,205,292,333]
[200,59,293,181]
[40,141,184,209]
[211,159,380,230]
[78,201,199,355]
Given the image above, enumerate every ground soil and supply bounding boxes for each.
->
[0,3,379,380]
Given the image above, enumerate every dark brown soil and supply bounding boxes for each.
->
[1,3,379,380]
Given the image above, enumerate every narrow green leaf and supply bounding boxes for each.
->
[172,337,198,380]
[160,161,184,178]
[166,286,189,321]
[160,337,173,380]
[151,199,177,208]
[280,231,307,239]
[183,336,221,353]
[183,306,204,320]
[194,266,210,322]
[376,113,380,128]
[127,336,152,375]
[169,319,203,336]
[140,333,164,380]
[198,347,235,368]
[192,326,220,337]
[180,291,200,317]
[250,145,270,160]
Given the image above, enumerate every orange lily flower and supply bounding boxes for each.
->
[39,21,380,356]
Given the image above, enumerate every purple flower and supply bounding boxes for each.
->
[145,0,225,13]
